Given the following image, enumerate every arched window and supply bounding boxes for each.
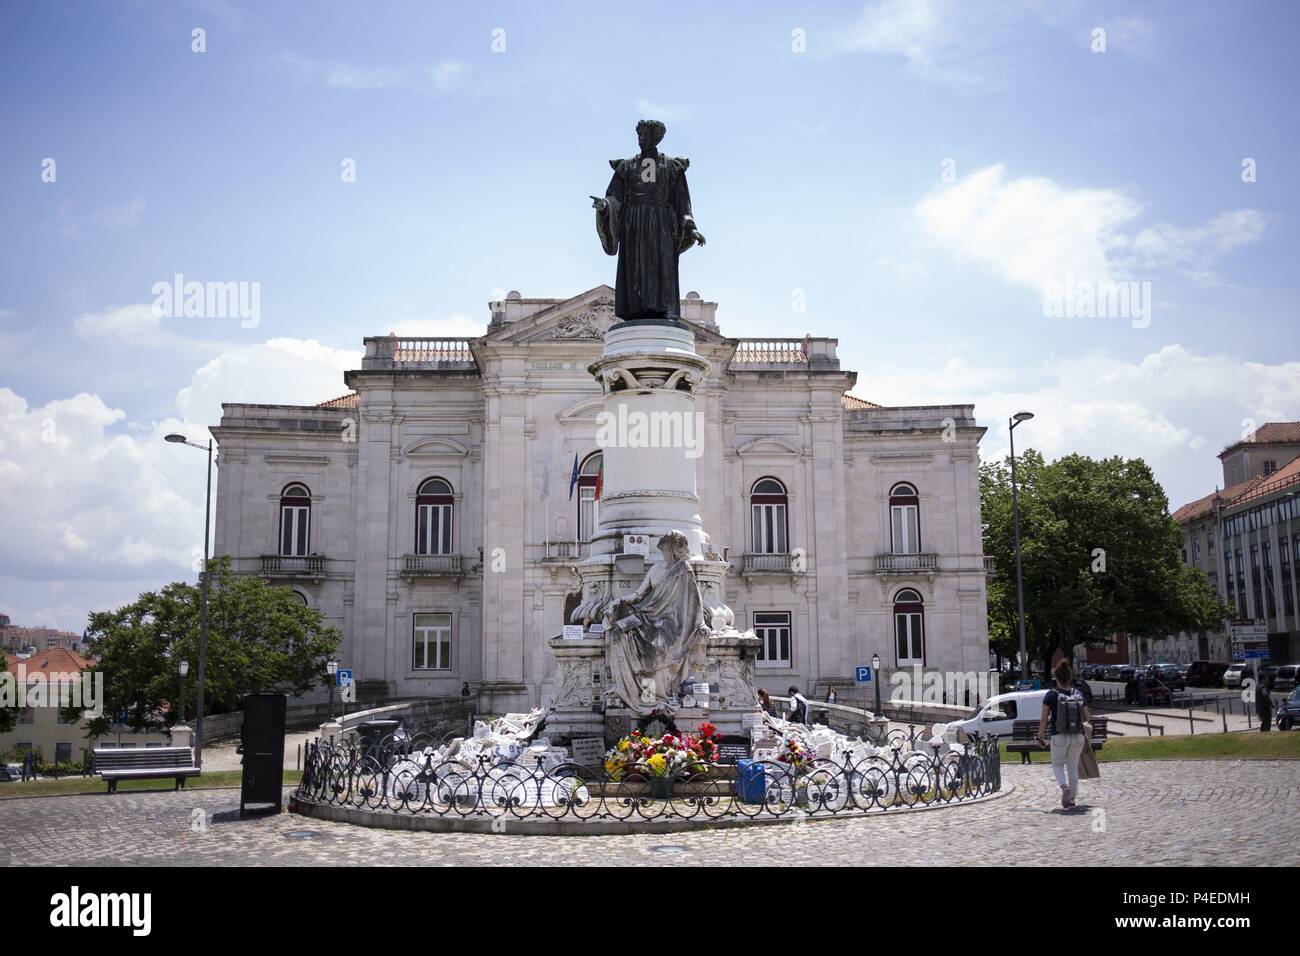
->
[751,477,788,554]
[279,484,311,556]
[889,482,920,555]
[416,478,454,555]
[894,588,925,666]
[291,590,309,606]
[577,453,602,543]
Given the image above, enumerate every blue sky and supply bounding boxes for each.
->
[2,0,1298,630]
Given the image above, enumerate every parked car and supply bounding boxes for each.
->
[1277,688,1300,731]
[1222,663,1250,689]
[0,764,22,783]
[1187,660,1231,687]
[1153,663,1185,691]
[1081,664,1103,681]
[948,690,1050,740]
[1102,664,1126,682]
[1273,665,1299,693]
[1126,667,1174,705]
[1119,664,1144,683]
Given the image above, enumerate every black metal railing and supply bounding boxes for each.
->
[293,729,1002,823]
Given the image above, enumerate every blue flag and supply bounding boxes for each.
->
[567,452,579,500]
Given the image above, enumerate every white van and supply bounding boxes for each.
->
[949,690,1049,740]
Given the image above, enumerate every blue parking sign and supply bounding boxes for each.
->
[855,666,873,684]
[337,668,352,686]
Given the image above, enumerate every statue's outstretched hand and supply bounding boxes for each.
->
[590,195,609,212]
[692,230,706,246]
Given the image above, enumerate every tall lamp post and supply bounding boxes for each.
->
[326,659,339,721]
[1009,411,1035,679]
[178,659,189,724]
[871,652,882,717]
[165,433,212,767]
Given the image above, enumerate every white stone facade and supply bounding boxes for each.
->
[211,287,991,712]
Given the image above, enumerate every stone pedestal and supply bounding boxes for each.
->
[557,319,762,736]
[170,723,193,748]
[545,634,609,745]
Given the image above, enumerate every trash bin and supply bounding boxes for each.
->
[356,719,409,768]
[735,759,767,804]
[240,692,286,817]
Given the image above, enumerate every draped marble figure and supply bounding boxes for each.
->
[592,120,706,321]
[602,531,710,715]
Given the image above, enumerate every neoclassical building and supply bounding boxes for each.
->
[211,287,992,712]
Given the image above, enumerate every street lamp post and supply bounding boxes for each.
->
[165,433,213,767]
[1009,411,1035,679]
[178,659,189,724]
[871,652,882,717]
[326,659,339,721]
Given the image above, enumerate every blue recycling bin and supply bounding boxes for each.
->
[736,759,767,804]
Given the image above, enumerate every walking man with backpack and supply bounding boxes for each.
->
[1037,660,1090,809]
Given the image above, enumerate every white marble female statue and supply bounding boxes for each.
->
[601,531,710,715]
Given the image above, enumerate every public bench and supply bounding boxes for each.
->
[91,746,200,793]
[1006,718,1109,764]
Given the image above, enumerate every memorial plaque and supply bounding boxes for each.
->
[715,735,751,765]
[623,534,650,555]
[570,737,605,769]
[562,624,584,641]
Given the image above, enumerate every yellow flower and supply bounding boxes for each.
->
[617,740,630,752]
[647,753,666,772]
[641,737,652,746]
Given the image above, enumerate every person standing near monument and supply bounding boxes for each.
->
[592,119,705,321]
[787,686,810,725]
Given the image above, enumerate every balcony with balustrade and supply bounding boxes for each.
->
[874,553,939,574]
[260,555,327,579]
[362,336,478,371]
[741,552,795,575]
[731,337,839,370]
[400,554,464,577]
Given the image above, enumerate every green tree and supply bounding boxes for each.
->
[0,650,17,734]
[77,556,340,736]
[981,450,1227,670]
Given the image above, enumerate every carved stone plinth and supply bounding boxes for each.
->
[702,630,762,736]
[545,634,609,745]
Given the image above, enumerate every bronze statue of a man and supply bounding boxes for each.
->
[592,120,706,322]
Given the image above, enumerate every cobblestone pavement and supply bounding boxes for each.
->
[2,760,1295,866]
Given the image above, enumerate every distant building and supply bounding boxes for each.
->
[0,648,169,766]
[1164,422,1300,665]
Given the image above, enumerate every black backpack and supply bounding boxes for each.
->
[1055,688,1084,735]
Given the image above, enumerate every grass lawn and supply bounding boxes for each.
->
[0,769,302,799]
[1000,731,1300,764]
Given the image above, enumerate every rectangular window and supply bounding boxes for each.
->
[417,503,453,555]
[753,611,792,668]
[895,611,925,665]
[280,505,309,556]
[751,503,787,554]
[891,504,920,554]
[55,743,72,763]
[413,613,453,670]
[19,708,33,724]
[578,487,599,543]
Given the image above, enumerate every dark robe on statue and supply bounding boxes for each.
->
[596,151,699,320]
[604,557,710,715]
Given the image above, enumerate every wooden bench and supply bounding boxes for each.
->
[1006,718,1109,764]
[92,746,200,793]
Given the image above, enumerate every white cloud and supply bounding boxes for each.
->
[635,98,683,121]
[842,1,1153,87]
[0,334,361,630]
[863,344,1300,508]
[281,54,469,94]
[915,164,1264,290]
[73,304,163,344]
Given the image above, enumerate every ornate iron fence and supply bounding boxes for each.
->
[293,728,1002,824]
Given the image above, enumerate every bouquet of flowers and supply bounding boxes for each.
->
[603,722,722,779]
[775,737,813,769]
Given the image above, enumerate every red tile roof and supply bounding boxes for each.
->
[1223,454,1300,509]
[1219,421,1300,456]
[841,393,881,410]
[5,647,94,676]
[316,392,358,409]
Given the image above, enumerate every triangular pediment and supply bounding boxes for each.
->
[484,285,729,347]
